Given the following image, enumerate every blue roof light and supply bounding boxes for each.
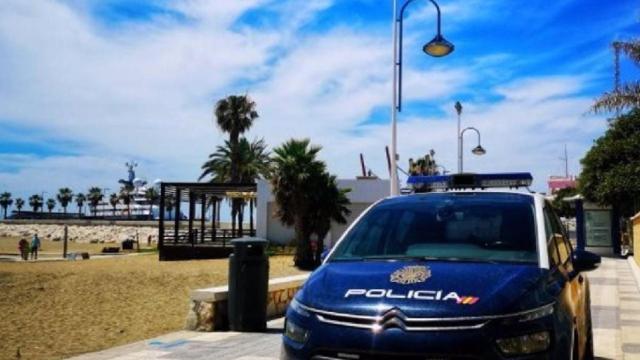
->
[407,173,533,192]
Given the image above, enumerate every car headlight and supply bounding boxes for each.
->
[285,319,309,343]
[289,298,311,317]
[496,331,551,356]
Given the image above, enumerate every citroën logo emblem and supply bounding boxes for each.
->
[390,265,431,284]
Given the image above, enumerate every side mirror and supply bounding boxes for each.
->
[320,249,330,263]
[572,250,601,273]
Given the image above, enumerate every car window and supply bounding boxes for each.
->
[544,206,561,268]
[545,203,572,267]
[330,193,538,264]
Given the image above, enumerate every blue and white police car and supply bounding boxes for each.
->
[282,173,601,360]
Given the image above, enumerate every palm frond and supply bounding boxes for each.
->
[615,40,640,65]
[592,81,640,114]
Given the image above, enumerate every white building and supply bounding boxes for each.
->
[255,178,390,245]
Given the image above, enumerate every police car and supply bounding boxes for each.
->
[281,173,601,360]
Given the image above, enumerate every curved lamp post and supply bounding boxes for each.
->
[460,127,486,172]
[390,0,454,195]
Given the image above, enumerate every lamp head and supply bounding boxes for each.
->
[423,34,455,57]
[472,145,486,156]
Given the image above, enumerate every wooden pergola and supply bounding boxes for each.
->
[158,182,257,261]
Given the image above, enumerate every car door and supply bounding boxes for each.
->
[544,203,586,357]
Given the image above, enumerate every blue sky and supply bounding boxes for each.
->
[0,0,638,212]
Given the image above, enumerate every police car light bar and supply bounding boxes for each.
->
[407,173,533,190]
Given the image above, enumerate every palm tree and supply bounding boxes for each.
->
[75,193,86,217]
[119,187,132,219]
[29,194,43,213]
[0,192,12,219]
[46,198,56,213]
[593,39,640,113]
[144,187,159,220]
[271,139,327,268]
[200,137,271,235]
[215,95,259,149]
[213,95,259,235]
[56,188,73,214]
[307,173,351,267]
[87,187,103,217]
[15,198,24,216]
[109,193,119,216]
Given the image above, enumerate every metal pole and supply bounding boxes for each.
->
[390,0,399,196]
[200,194,206,244]
[455,101,463,173]
[460,134,464,173]
[174,188,181,244]
[63,225,68,259]
[159,183,165,253]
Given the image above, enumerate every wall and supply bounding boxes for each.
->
[185,274,309,331]
[256,178,389,245]
[632,212,640,266]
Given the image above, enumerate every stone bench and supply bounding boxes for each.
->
[185,273,309,331]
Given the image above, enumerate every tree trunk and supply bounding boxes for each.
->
[237,200,244,237]
[314,231,328,268]
[294,217,314,270]
[231,202,237,238]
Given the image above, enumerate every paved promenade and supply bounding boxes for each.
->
[71,257,640,360]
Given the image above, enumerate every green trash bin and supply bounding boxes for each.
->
[228,237,269,331]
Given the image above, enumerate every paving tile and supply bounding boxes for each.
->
[592,285,620,307]
[592,305,620,329]
[621,320,640,326]
[621,301,640,311]
[590,277,620,286]
[594,328,623,360]
[624,343,640,354]
[622,326,640,345]
[620,285,640,293]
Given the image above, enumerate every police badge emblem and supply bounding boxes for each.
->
[390,265,431,284]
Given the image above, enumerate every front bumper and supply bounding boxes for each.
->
[281,306,568,360]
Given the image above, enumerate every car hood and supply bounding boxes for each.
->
[297,260,552,318]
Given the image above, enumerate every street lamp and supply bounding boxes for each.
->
[460,127,486,172]
[390,0,454,196]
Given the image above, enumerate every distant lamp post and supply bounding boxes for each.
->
[460,127,486,172]
[390,0,454,196]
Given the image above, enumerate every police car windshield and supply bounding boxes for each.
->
[329,192,538,264]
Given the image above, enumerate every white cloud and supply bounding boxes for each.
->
[0,0,609,205]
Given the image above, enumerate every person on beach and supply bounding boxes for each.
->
[18,238,29,260]
[30,233,41,260]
